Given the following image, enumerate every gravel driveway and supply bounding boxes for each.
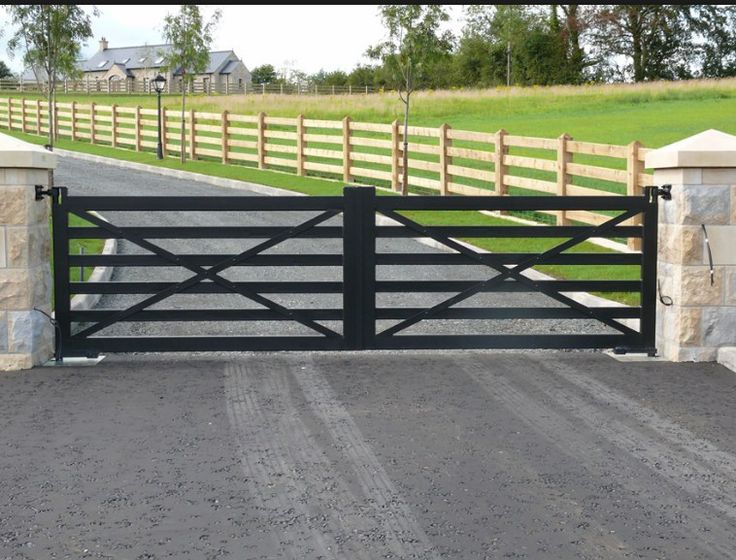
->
[55,155,615,342]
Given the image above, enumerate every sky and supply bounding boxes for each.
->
[0,5,466,76]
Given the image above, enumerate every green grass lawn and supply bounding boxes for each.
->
[11,77,736,147]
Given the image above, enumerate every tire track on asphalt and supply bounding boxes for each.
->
[541,356,736,481]
[226,359,439,559]
[521,357,736,520]
[459,354,736,559]
[225,361,337,559]
[292,357,441,560]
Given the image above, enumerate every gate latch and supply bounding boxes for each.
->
[34,184,53,201]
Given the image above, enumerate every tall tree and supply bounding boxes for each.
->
[162,5,221,164]
[590,5,693,82]
[367,4,453,195]
[5,5,96,149]
[688,5,736,78]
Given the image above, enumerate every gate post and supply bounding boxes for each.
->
[0,133,56,370]
[646,129,736,363]
[342,186,376,349]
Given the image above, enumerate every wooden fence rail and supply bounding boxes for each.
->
[0,79,379,96]
[0,96,654,248]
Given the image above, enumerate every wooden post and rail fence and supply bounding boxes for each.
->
[0,96,654,249]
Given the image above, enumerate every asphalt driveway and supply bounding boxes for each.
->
[1,351,735,559]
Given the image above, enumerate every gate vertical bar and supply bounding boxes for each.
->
[640,186,659,354]
[52,187,71,358]
[343,186,376,349]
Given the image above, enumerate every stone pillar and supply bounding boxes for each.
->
[646,129,736,362]
[0,132,56,370]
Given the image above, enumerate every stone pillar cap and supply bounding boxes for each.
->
[0,132,56,169]
[645,129,736,170]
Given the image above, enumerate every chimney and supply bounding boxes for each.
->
[99,37,108,51]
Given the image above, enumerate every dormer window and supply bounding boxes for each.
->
[121,58,130,64]
[139,57,146,63]
[97,60,107,68]
[155,57,164,64]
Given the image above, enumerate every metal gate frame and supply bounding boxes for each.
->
[51,185,661,358]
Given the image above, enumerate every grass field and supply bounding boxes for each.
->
[11,77,736,148]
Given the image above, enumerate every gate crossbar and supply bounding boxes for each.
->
[70,208,342,339]
[377,206,644,338]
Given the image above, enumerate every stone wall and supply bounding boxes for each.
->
[0,166,54,369]
[648,130,736,362]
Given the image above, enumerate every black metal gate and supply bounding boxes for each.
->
[51,185,660,358]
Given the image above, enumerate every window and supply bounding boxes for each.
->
[97,60,107,68]
[139,57,146,63]
[121,58,130,64]
[155,57,164,64]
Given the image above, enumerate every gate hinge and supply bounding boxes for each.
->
[657,184,672,200]
[35,184,53,201]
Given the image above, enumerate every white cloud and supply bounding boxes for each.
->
[0,5,466,75]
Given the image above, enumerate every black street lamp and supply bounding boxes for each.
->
[153,74,167,160]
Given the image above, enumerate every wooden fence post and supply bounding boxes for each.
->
[257,112,266,169]
[111,104,118,148]
[439,123,451,195]
[556,133,572,225]
[90,102,96,144]
[134,105,141,152]
[494,128,507,197]
[221,110,229,164]
[627,140,643,251]
[35,99,41,135]
[20,99,26,133]
[7,97,11,130]
[296,114,305,176]
[342,116,351,183]
[391,119,400,191]
[189,108,196,160]
[71,101,77,141]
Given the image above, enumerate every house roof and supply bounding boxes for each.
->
[22,45,243,80]
[84,45,239,75]
[219,60,240,75]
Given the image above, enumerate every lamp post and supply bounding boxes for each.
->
[153,74,167,160]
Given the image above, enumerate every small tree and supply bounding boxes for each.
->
[162,5,221,164]
[251,64,276,85]
[0,61,12,79]
[367,5,453,195]
[5,5,96,148]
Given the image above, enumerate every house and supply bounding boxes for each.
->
[23,37,252,94]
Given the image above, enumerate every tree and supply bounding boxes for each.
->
[0,61,12,79]
[162,5,221,164]
[5,5,97,150]
[367,5,453,195]
[590,5,693,82]
[688,5,736,78]
[251,63,277,85]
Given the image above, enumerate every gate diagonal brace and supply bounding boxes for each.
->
[70,208,342,339]
[378,208,643,338]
